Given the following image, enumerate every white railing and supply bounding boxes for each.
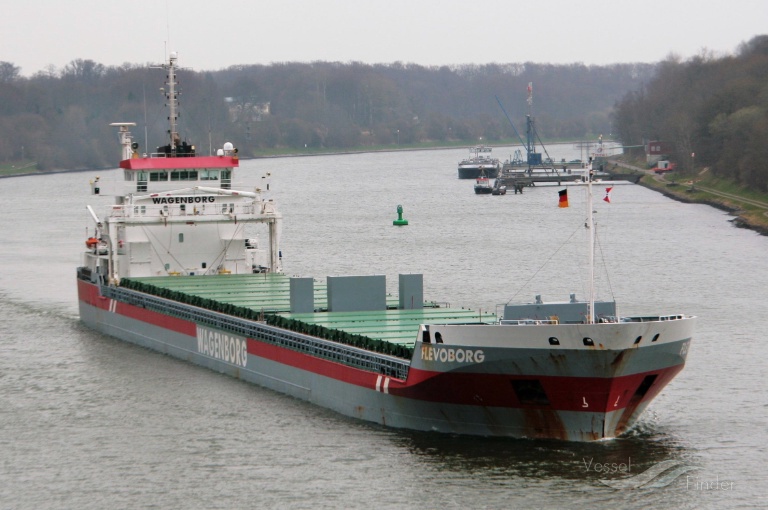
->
[499,319,560,326]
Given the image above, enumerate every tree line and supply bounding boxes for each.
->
[613,35,768,191]
[0,57,658,170]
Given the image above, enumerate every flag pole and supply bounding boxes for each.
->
[587,157,595,324]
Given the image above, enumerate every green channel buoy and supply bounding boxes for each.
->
[393,204,409,226]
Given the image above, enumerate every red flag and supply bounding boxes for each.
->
[603,186,613,203]
[558,189,568,208]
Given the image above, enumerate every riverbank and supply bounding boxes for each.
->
[613,159,768,236]
[0,145,457,179]
[0,136,606,177]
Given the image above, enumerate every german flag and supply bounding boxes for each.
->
[558,189,569,208]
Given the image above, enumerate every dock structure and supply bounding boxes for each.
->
[501,161,586,173]
[498,168,582,192]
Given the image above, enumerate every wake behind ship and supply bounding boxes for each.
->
[77,52,695,441]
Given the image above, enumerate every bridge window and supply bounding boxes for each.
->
[171,170,199,181]
[201,169,219,181]
[137,171,148,192]
[150,171,168,181]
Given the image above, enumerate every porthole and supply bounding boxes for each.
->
[548,337,560,346]
[634,336,642,345]
[651,333,660,342]
[583,337,594,346]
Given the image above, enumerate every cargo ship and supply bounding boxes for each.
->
[77,53,695,441]
[457,145,501,179]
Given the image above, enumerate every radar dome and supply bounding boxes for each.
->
[223,142,234,151]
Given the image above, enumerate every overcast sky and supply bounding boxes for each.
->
[3,0,766,76]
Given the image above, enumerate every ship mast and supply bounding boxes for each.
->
[156,51,181,152]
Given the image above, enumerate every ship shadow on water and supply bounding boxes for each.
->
[386,425,697,486]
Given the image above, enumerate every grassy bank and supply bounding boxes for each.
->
[0,161,38,177]
[249,139,476,158]
[0,142,473,178]
[0,136,595,176]
[637,169,768,235]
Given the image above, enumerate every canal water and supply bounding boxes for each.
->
[1,147,765,509]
